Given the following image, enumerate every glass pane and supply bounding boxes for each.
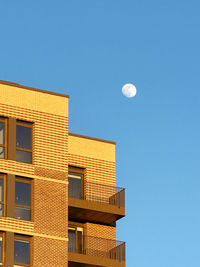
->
[68,175,82,199]
[0,148,5,159]
[15,181,30,206]
[0,205,4,217]
[0,236,2,261]
[14,239,30,264]
[16,125,32,149]
[0,179,4,202]
[15,207,30,221]
[0,122,5,145]
[16,150,32,164]
[68,229,76,252]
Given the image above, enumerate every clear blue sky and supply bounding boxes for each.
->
[1,1,200,266]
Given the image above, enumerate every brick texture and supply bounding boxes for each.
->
[0,103,68,178]
[69,153,116,257]
[34,179,68,238]
[0,102,68,266]
[85,222,116,240]
[0,217,34,233]
[69,153,116,208]
[85,223,116,258]
[68,153,115,186]
[32,236,68,266]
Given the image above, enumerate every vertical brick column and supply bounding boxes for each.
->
[7,118,16,161]
[5,232,14,266]
[6,174,15,218]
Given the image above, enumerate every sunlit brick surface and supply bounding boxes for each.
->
[69,149,116,255]
[34,179,68,237]
[69,153,115,186]
[85,222,116,240]
[0,85,68,266]
[0,82,125,266]
[0,103,68,176]
[33,236,68,266]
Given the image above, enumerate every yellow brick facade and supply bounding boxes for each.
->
[68,134,116,186]
[69,133,115,162]
[85,222,116,240]
[68,133,117,250]
[0,83,68,117]
[0,82,68,266]
[0,81,124,266]
[33,237,68,266]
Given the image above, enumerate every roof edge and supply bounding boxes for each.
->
[69,132,116,145]
[0,80,70,98]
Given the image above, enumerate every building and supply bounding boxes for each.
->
[0,80,125,266]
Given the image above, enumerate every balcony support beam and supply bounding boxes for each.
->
[69,198,125,225]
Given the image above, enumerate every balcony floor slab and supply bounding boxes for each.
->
[68,198,125,225]
[68,252,125,267]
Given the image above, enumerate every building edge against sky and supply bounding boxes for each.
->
[0,80,125,266]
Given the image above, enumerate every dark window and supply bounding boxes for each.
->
[15,179,31,221]
[16,122,32,164]
[0,119,6,159]
[68,228,76,252]
[68,226,83,253]
[14,236,30,266]
[0,177,4,217]
[0,234,3,266]
[68,174,82,199]
[16,150,32,164]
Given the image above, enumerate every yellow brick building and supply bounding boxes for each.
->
[0,80,125,266]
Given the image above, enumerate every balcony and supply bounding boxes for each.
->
[68,235,126,267]
[68,180,125,225]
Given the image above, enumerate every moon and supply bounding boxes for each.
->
[122,83,137,98]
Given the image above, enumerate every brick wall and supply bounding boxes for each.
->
[32,236,68,266]
[34,179,68,238]
[69,150,116,256]
[0,103,68,176]
[85,222,116,239]
[0,100,68,266]
[69,153,116,208]
[85,223,116,258]
[69,153,115,186]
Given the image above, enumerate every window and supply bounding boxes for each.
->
[0,118,6,159]
[0,233,4,266]
[68,225,83,253]
[68,174,82,199]
[0,176,5,217]
[15,178,31,221]
[68,166,84,199]
[0,118,33,163]
[16,122,32,164]
[14,235,30,266]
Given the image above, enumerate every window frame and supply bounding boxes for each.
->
[14,235,31,267]
[0,117,7,160]
[0,175,6,217]
[0,232,5,266]
[15,177,32,221]
[68,222,84,254]
[16,121,33,164]
[68,166,85,199]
